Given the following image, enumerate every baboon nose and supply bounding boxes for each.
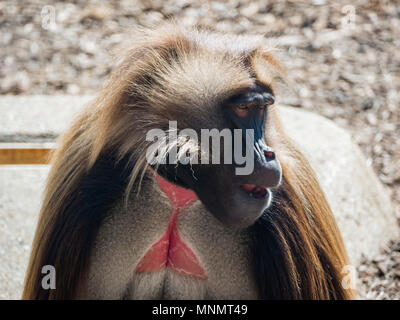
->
[264,150,275,161]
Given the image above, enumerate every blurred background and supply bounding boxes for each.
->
[0,0,399,299]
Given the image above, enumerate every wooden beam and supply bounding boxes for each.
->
[0,143,56,165]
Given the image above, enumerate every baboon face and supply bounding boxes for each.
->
[176,86,281,229]
[151,80,281,229]
[138,35,282,228]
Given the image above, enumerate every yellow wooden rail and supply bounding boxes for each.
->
[0,143,55,165]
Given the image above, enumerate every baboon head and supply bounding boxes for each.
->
[98,26,283,228]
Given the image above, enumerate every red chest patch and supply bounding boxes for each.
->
[134,172,207,279]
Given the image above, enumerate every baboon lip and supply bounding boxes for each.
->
[240,184,269,199]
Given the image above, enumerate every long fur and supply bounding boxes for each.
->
[22,23,354,300]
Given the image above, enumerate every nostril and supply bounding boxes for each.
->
[264,150,275,160]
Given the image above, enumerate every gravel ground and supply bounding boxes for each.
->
[1,0,399,299]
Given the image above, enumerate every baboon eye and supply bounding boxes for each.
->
[233,104,250,117]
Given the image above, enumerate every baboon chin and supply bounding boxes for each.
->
[23,23,354,300]
[151,81,283,229]
[157,159,282,229]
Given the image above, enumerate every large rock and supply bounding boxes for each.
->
[0,96,397,299]
[0,95,93,141]
[278,107,398,265]
[0,166,49,300]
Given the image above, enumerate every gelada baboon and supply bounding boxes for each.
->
[23,24,353,299]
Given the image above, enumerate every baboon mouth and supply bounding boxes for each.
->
[240,184,269,199]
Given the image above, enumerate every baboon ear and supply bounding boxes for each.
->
[249,48,286,91]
